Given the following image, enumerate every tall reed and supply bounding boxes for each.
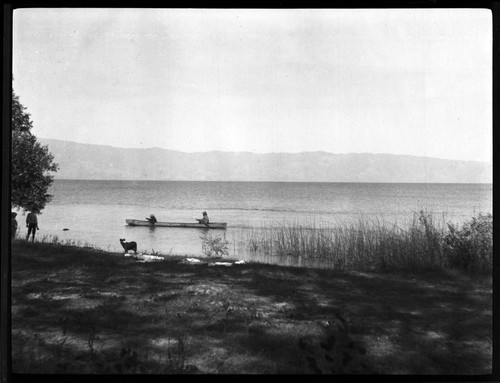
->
[245,211,492,274]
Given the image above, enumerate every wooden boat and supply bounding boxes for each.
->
[126,219,227,229]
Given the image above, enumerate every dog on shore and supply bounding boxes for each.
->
[119,238,137,254]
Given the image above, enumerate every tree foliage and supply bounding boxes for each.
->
[11,91,58,214]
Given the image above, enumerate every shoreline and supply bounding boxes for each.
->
[10,239,492,374]
[13,209,493,274]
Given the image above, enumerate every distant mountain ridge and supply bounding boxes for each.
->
[38,138,492,183]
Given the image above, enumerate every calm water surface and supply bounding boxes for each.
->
[15,180,492,263]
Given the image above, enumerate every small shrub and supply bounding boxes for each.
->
[444,213,492,273]
[201,233,230,257]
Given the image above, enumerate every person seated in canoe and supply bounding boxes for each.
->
[146,214,157,225]
[196,211,209,225]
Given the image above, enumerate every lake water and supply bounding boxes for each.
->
[15,180,492,263]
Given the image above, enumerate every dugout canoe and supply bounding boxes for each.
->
[126,219,227,229]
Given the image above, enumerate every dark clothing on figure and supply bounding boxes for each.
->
[147,215,157,225]
[26,212,38,242]
[27,224,37,238]
[26,212,37,225]
[11,213,18,238]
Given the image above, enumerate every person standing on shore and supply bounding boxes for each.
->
[26,210,39,242]
[11,212,18,238]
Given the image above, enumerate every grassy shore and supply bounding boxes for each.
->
[11,239,492,375]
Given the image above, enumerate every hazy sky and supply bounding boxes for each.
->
[13,8,492,161]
